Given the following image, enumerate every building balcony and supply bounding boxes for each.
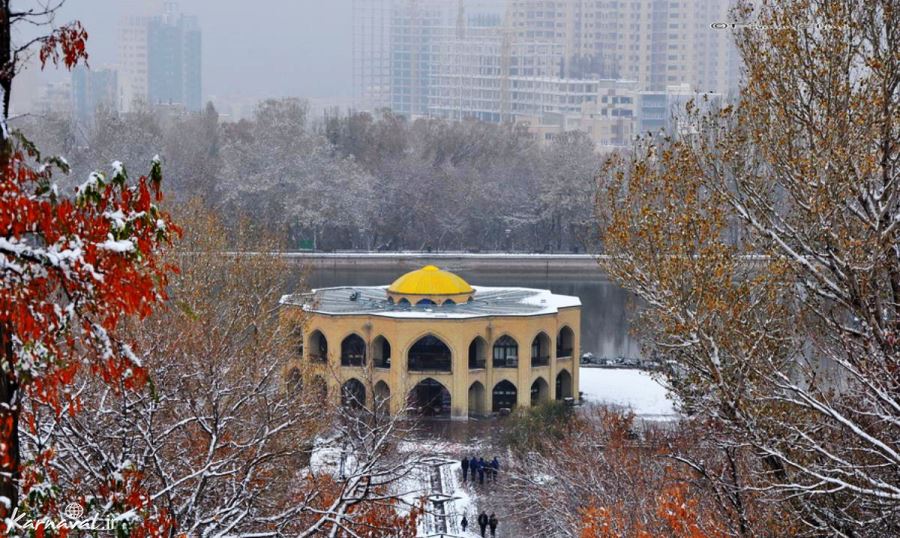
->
[531,355,550,367]
[556,348,573,359]
[493,357,518,368]
[341,355,366,367]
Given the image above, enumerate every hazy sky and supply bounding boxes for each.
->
[40,0,354,100]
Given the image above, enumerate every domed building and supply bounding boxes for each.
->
[281,265,581,420]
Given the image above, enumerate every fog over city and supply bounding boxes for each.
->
[20,0,354,104]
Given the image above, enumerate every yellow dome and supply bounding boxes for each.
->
[388,265,474,296]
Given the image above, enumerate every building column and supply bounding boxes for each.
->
[573,320,581,402]
[452,336,469,420]
[389,337,406,415]
[549,329,558,401]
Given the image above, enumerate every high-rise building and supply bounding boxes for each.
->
[352,0,393,111]
[118,2,202,112]
[119,14,150,111]
[508,0,740,95]
[71,66,118,124]
[351,0,739,146]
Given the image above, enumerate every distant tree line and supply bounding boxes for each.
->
[16,99,603,252]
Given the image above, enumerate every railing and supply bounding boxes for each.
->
[531,355,550,367]
[556,348,573,358]
[341,355,366,367]
[310,354,327,363]
[493,357,518,368]
[375,357,391,369]
[469,359,486,370]
[408,356,452,372]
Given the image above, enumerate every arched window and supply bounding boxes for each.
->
[492,380,518,412]
[373,335,391,368]
[531,332,551,366]
[374,381,391,414]
[557,326,574,358]
[443,299,456,306]
[287,368,302,394]
[408,335,452,372]
[493,336,519,368]
[556,370,573,400]
[309,330,327,363]
[416,298,436,306]
[341,378,366,409]
[468,337,487,369]
[408,378,451,417]
[341,334,366,367]
[531,377,549,405]
[311,375,327,402]
[398,298,410,306]
[468,381,486,417]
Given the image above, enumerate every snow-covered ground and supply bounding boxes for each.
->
[579,368,678,418]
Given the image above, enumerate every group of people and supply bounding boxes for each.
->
[460,511,499,538]
[460,456,499,485]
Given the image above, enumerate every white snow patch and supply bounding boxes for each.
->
[579,368,677,417]
[98,237,135,253]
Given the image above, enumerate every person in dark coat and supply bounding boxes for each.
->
[461,456,470,482]
[477,460,485,485]
[490,457,499,482]
[478,511,489,537]
[488,513,498,537]
[461,514,468,533]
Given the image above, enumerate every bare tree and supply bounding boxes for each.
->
[597,0,900,534]
[22,205,424,536]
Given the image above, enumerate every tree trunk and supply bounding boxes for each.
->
[0,1,12,121]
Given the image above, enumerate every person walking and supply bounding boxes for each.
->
[461,514,468,533]
[461,456,470,482]
[488,513,498,537]
[478,460,485,485]
[478,511,489,537]
[490,456,499,483]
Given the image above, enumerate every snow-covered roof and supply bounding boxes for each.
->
[280,285,580,319]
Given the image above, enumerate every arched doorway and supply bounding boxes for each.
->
[531,377,550,405]
[492,336,519,368]
[556,370,573,400]
[311,375,327,402]
[408,335,452,372]
[531,332,551,366]
[309,330,327,362]
[492,380,518,412]
[286,368,302,394]
[374,380,391,413]
[408,378,451,417]
[341,334,366,366]
[557,326,574,358]
[468,381,486,417]
[341,378,366,409]
[373,335,391,368]
[468,337,487,369]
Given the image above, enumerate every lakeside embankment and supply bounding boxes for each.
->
[280,252,607,276]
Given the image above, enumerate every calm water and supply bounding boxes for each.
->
[291,263,643,360]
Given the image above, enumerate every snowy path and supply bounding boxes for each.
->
[401,455,494,537]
